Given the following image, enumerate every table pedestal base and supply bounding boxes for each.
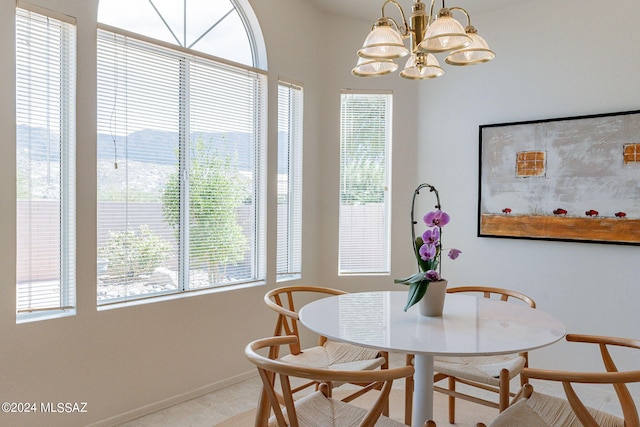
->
[412,354,434,427]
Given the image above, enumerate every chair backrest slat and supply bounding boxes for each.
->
[265,286,350,356]
[598,343,640,426]
[257,367,289,427]
[447,286,536,308]
[561,382,599,427]
[279,372,299,427]
[245,335,413,427]
[521,334,640,427]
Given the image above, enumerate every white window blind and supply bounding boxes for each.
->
[97,27,266,305]
[16,4,77,321]
[277,81,303,280]
[339,91,392,275]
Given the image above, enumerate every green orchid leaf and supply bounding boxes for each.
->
[407,272,427,284]
[404,280,428,311]
[394,277,412,285]
[394,271,426,285]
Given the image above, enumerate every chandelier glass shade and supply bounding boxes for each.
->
[399,52,443,80]
[352,57,399,77]
[418,8,471,53]
[445,27,496,65]
[358,18,410,59]
[352,0,495,80]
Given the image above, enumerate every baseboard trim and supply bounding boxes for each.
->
[86,370,257,427]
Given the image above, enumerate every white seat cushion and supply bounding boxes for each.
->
[281,341,385,371]
[488,391,625,427]
[434,354,526,386]
[268,391,405,427]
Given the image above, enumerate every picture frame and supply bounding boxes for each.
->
[478,110,640,245]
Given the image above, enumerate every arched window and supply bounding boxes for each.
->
[96,0,267,306]
[98,0,266,68]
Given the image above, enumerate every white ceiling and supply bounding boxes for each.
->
[303,0,533,22]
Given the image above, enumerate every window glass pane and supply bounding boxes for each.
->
[191,11,252,66]
[97,32,180,302]
[277,82,303,280]
[98,0,253,67]
[97,29,266,305]
[16,6,77,320]
[339,92,391,274]
[188,58,263,287]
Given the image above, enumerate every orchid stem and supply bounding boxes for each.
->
[410,183,441,272]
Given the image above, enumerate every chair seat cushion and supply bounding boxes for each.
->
[488,391,625,427]
[268,391,405,427]
[281,341,385,371]
[434,354,526,386]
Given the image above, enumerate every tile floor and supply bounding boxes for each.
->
[118,351,632,427]
[119,354,409,426]
[119,375,263,427]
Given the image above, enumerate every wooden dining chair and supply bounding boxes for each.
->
[405,286,536,425]
[261,286,389,422]
[476,334,640,427]
[246,335,413,427]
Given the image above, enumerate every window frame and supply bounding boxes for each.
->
[96,0,267,71]
[338,90,392,276]
[276,79,303,281]
[96,21,267,308]
[15,2,77,322]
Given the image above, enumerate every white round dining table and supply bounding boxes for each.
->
[298,290,566,427]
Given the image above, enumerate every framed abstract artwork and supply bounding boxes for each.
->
[478,109,640,245]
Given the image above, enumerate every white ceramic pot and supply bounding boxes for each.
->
[418,279,448,317]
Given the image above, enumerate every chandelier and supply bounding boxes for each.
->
[352,0,495,80]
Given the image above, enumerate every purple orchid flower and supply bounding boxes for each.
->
[425,270,441,281]
[448,248,462,260]
[424,210,450,228]
[422,227,440,245]
[419,243,437,261]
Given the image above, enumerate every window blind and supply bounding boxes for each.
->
[277,81,303,280]
[97,28,266,305]
[339,91,392,275]
[15,4,77,320]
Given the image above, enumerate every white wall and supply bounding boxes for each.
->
[415,0,640,383]
[0,0,418,426]
[0,0,638,425]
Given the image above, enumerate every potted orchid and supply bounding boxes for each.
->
[395,183,462,313]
